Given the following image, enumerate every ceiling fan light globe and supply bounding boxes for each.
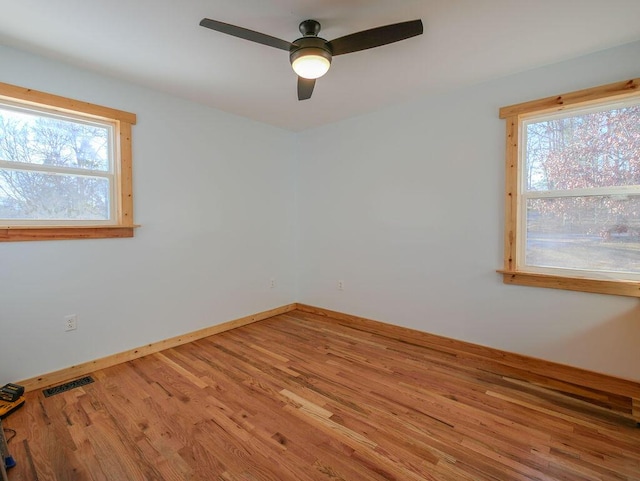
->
[291,49,331,79]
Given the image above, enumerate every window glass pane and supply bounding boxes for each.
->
[0,169,109,221]
[525,104,640,191]
[0,105,110,172]
[525,195,640,275]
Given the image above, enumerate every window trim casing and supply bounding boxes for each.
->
[498,78,640,298]
[0,81,137,241]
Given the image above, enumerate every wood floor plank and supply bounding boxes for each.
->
[4,310,640,480]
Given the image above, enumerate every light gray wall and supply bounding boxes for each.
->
[296,41,640,381]
[0,46,297,385]
[2,41,639,387]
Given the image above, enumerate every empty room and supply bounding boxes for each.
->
[1,1,639,480]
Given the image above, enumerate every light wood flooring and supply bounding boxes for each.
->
[4,310,640,481]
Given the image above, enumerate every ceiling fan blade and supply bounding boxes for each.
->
[199,18,292,51]
[298,77,316,101]
[327,19,423,56]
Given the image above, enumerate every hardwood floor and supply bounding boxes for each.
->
[4,310,640,481]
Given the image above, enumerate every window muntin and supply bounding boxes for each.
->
[0,81,136,241]
[519,98,640,281]
[499,78,640,297]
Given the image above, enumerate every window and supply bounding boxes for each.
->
[0,82,136,241]
[499,79,640,297]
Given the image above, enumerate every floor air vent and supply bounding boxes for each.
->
[42,376,95,397]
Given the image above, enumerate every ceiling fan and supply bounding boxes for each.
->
[199,17,423,101]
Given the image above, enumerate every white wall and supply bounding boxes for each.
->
[0,46,297,385]
[296,41,640,382]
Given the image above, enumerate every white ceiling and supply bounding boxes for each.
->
[1,0,639,131]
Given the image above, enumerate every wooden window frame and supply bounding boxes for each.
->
[0,82,137,242]
[498,79,640,298]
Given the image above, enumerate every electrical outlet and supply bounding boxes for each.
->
[270,278,276,289]
[64,314,77,331]
[337,280,344,290]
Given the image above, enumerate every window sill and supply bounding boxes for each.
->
[498,270,640,298]
[0,225,139,242]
